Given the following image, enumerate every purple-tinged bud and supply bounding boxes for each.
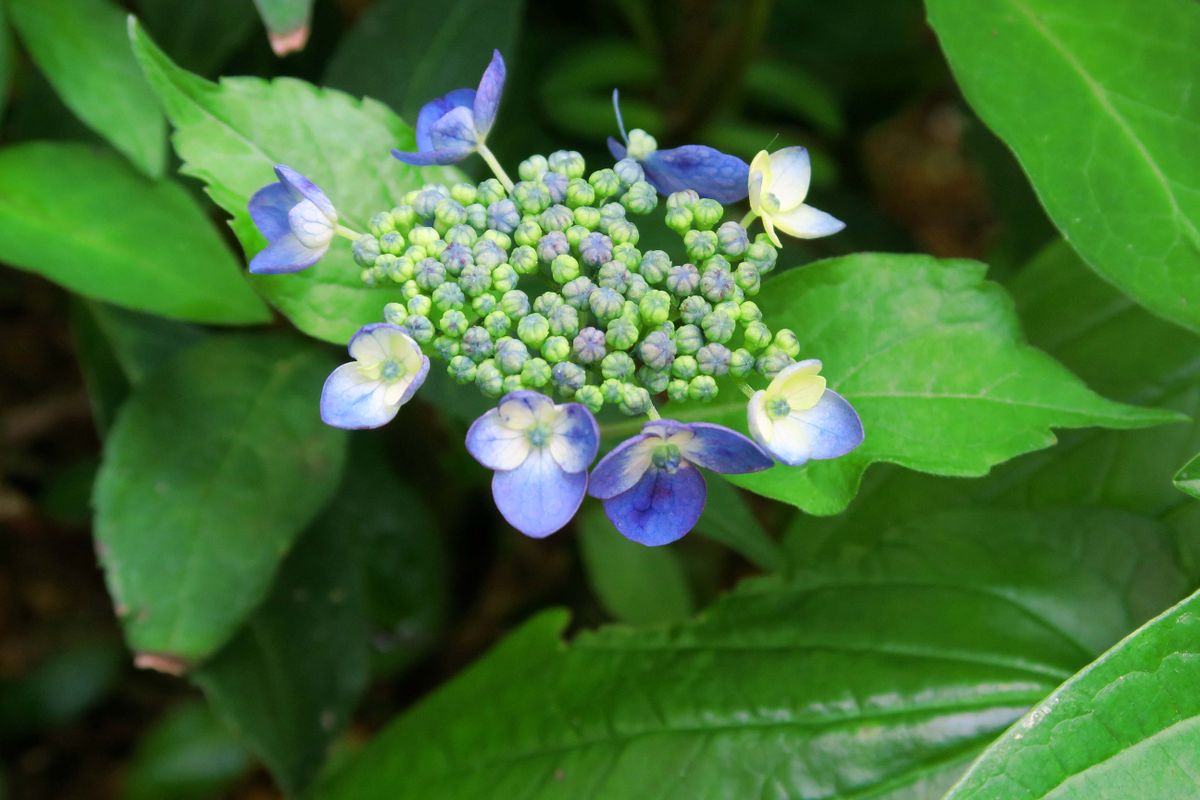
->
[579,232,614,267]
[404,314,434,344]
[613,157,644,186]
[717,221,749,256]
[487,199,520,234]
[537,231,570,263]
[462,326,494,362]
[625,274,649,301]
[745,239,778,273]
[562,277,594,310]
[700,265,736,303]
[638,329,676,369]
[439,309,470,338]
[575,384,604,414]
[547,304,579,337]
[499,289,530,318]
[473,293,498,317]
[679,296,711,325]
[756,348,792,379]
[473,239,506,269]
[510,244,539,275]
[415,258,446,292]
[666,189,699,211]
[548,150,586,179]
[701,310,735,343]
[572,327,606,364]
[436,335,462,362]
[414,186,449,218]
[601,351,635,381]
[459,263,492,297]
[539,204,574,232]
[665,263,701,297]
[735,262,761,295]
[552,361,586,393]
[697,343,731,376]
[599,203,625,231]
[541,171,568,204]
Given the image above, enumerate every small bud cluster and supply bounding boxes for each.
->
[351,150,795,415]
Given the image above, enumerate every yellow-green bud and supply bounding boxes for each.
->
[400,279,421,301]
[390,204,417,233]
[450,182,478,206]
[589,168,621,201]
[674,324,704,355]
[684,229,718,262]
[408,294,433,318]
[551,253,580,284]
[774,328,801,359]
[434,198,467,230]
[548,150,586,179]
[491,263,520,293]
[475,360,503,397]
[575,384,604,414]
[380,232,406,256]
[665,206,693,234]
[621,181,658,215]
[671,354,699,380]
[605,317,640,351]
[448,355,477,384]
[540,204,574,232]
[514,219,542,248]
[483,310,511,338]
[744,320,772,351]
[714,300,741,322]
[572,206,601,231]
[589,287,624,324]
[383,301,408,325]
[477,178,507,206]
[619,385,652,416]
[518,155,549,181]
[517,313,550,349]
[565,224,590,248]
[521,357,551,388]
[700,310,735,343]
[640,290,672,326]
[638,250,671,284]
[509,244,539,275]
[439,309,469,338]
[500,289,530,318]
[601,351,636,381]
[688,375,718,402]
[679,296,711,325]
[729,348,755,377]
[565,177,596,209]
[369,211,396,237]
[666,189,699,211]
[736,263,761,295]
[691,198,723,230]
[409,225,440,249]
[541,335,571,363]
[600,378,625,404]
[502,374,524,393]
[389,257,415,283]
[667,378,690,402]
[739,301,763,324]
[607,219,639,245]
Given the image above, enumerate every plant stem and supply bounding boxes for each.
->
[739,210,758,229]
[478,144,515,192]
[335,224,360,241]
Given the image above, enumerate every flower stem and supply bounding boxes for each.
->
[335,224,361,241]
[478,144,515,192]
[646,403,661,421]
[739,210,758,229]
[737,381,756,400]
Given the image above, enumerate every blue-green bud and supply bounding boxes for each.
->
[607,219,639,245]
[552,362,586,394]
[639,290,672,326]
[757,349,792,378]
[448,355,477,384]
[404,314,434,344]
[551,253,581,284]
[614,157,644,186]
[671,354,699,380]
[369,211,396,237]
[408,294,433,318]
[597,261,632,294]
[450,182,478,206]
[600,378,625,405]
[684,229,719,262]
[575,384,604,414]
[439,309,469,338]
[565,177,596,209]
[379,231,406,256]
[428,239,448,259]
[375,254,398,279]
[440,242,472,274]
[430,286,469,320]
[477,178,507,206]
[657,320,676,337]
[562,276,595,309]
[735,262,761,294]
[433,335,460,360]
[511,182,551,216]
[697,343,731,376]
[537,231,569,263]
[548,150,586,179]
[664,206,693,234]
[547,304,579,337]
[688,375,718,402]
[638,250,671,284]
[690,198,723,230]
[612,242,641,270]
[414,187,449,219]
[400,279,421,300]
[674,323,704,355]
[481,229,511,251]
[667,378,690,403]
[602,351,636,381]
[414,258,446,292]
[621,181,658,215]
[717,221,749,256]
[409,225,440,249]
[459,263,493,297]
[639,329,676,369]
[589,168,621,201]
[589,287,624,324]
[491,263,519,293]
[714,300,742,322]
[745,239,778,273]
[483,310,511,339]
[475,359,503,397]
[461,326,494,362]
[390,204,417,233]
[383,301,408,325]
[738,301,763,324]
[509,244,539,275]
[465,203,488,230]
[521,357,551,388]
[700,264,737,303]
[701,310,735,343]
[625,274,649,301]
[517,313,550,348]
[388,256,415,283]
[579,232,613,267]
[619,385,652,416]
[499,289,530,319]
[774,328,801,359]
[565,224,590,248]
[744,320,773,352]
[599,202,626,231]
[572,206,601,231]
[605,317,640,351]
[541,335,571,363]
[518,155,549,182]
[487,199,520,234]
[665,263,701,297]
[729,348,755,378]
[679,295,712,325]
[532,292,562,316]
[434,198,467,230]
[513,219,542,248]
[666,189,699,211]
[403,245,428,263]
[495,338,530,375]
[542,172,568,203]
[540,204,574,232]
[472,293,498,317]
[638,366,670,394]
[353,234,380,266]
[502,374,524,393]
[572,327,606,364]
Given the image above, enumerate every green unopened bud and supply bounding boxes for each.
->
[521,357,551,388]
[691,198,723,230]
[512,181,551,216]
[756,348,792,378]
[481,229,512,252]
[433,335,460,360]
[551,253,580,284]
[437,308,468,338]
[665,206,693,235]
[684,229,719,262]
[688,375,718,402]
[774,328,801,359]
[697,343,731,376]
[483,310,511,339]
[718,221,749,257]
[541,335,571,363]
[369,211,396,237]
[403,245,427,263]
[565,224,590,248]
[477,178,507,206]
[674,324,704,355]
[375,254,398,280]
[626,274,649,301]
[745,239,778,273]
[518,155,549,181]
[666,189,699,211]
[638,330,676,370]
[639,290,672,326]
[589,287,624,324]
[462,326,494,362]
[638,366,670,394]
[448,355,477,384]
[502,374,524,393]
[472,293,498,317]
[599,202,626,231]
[400,279,421,301]
[540,204,574,232]
[619,385,652,416]
[575,384,604,414]
[735,263,761,295]
[548,150,586,179]
[589,168,621,201]
[744,320,772,351]
[600,378,625,405]
[465,203,488,230]
[383,301,408,325]
[562,277,594,310]
[739,300,763,324]
[667,378,690,402]
[729,348,755,378]
[405,314,434,344]
[388,256,415,283]
[533,292,563,316]
[605,317,640,351]
[390,204,417,233]
[613,158,644,186]
[380,232,406,256]
[507,245,537,275]
[434,198,467,230]
[499,290,530,319]
[671,354,699,380]
[491,263,519,293]
[701,311,735,344]
[612,242,642,270]
[475,360,503,397]
[513,219,542,248]
[361,267,380,287]
[625,130,657,161]
[408,294,433,318]
[353,235,380,267]
[450,182,478,206]
[565,177,596,209]
[713,300,741,323]
[547,305,579,337]
[679,296,711,325]
[638,250,671,285]
[409,226,440,249]
[601,351,636,381]
[517,313,550,349]
[621,181,658,215]
[496,338,530,375]
[607,219,639,245]
[415,258,446,292]
[597,261,631,294]
[569,207,599,233]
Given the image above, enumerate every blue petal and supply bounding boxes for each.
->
[415,88,476,151]
[319,363,398,429]
[248,232,325,274]
[681,422,773,474]
[607,136,628,162]
[492,449,587,538]
[473,50,506,139]
[466,407,531,471]
[247,181,292,241]
[602,465,707,547]
[642,145,750,204]
[391,148,470,166]
[549,403,599,473]
[588,433,654,500]
[767,389,865,466]
[274,165,335,221]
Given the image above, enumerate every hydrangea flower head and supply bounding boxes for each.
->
[747,359,863,466]
[747,147,845,247]
[589,420,771,546]
[247,165,337,274]
[392,50,506,167]
[321,324,430,429]
[606,90,749,204]
[466,391,599,538]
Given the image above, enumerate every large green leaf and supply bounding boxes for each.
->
[1174,453,1200,502]
[129,20,455,344]
[8,0,166,176]
[607,253,1176,516]
[319,506,1184,800]
[944,588,1200,799]
[0,142,269,324]
[926,0,1200,332]
[325,0,525,122]
[122,701,250,800]
[94,334,347,665]
[134,0,257,76]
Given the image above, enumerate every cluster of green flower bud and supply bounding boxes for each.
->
[355,150,795,415]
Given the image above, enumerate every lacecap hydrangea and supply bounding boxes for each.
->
[246,49,864,546]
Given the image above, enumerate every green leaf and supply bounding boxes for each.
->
[0,142,269,325]
[122,701,250,800]
[134,0,257,76]
[0,642,125,741]
[129,20,455,344]
[319,506,1183,800]
[252,0,313,56]
[578,506,694,626]
[325,0,525,122]
[926,0,1200,333]
[94,334,347,665]
[8,0,166,176]
[605,253,1176,516]
[1174,453,1200,501]
[944,587,1200,799]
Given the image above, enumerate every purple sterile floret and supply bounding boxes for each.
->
[247,164,337,274]
[393,51,506,166]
